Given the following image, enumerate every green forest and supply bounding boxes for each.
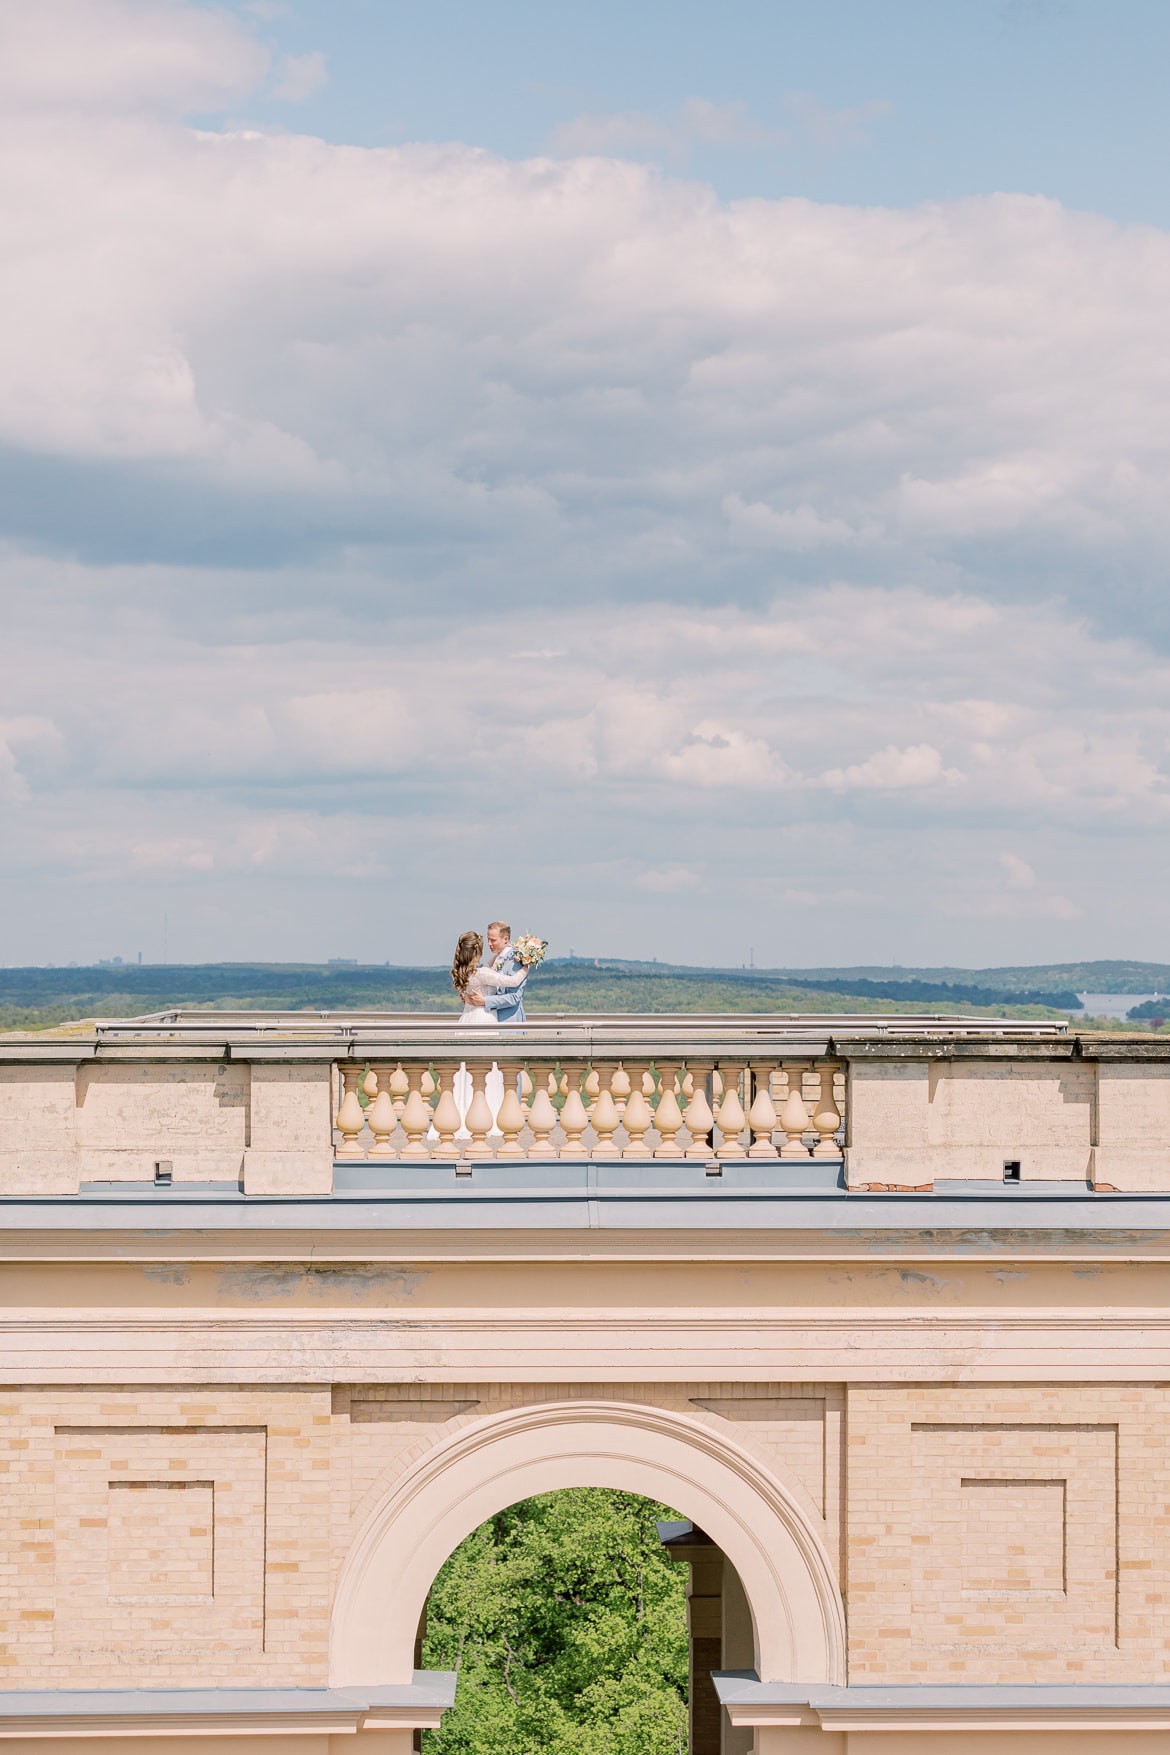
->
[4,956,1165,1033]
[421,1490,690,1755]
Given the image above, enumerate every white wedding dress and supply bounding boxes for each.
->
[457,963,526,1026]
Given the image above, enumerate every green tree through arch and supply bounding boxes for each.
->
[421,1488,690,1754]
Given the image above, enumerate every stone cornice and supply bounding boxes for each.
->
[0,1676,456,1737]
[713,1675,1170,1731]
[3,1308,1170,1382]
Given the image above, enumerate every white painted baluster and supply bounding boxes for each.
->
[683,1063,715,1159]
[399,1069,433,1160]
[495,1062,527,1160]
[589,1064,621,1158]
[715,1064,747,1159]
[747,1060,779,1158]
[335,1066,365,1158]
[652,1061,684,1158]
[779,1061,812,1157]
[812,1060,843,1156]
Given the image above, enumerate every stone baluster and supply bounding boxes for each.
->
[431,1069,462,1160]
[747,1060,779,1158]
[715,1063,747,1159]
[610,1064,631,1119]
[464,1066,495,1156]
[621,1064,653,1158]
[812,1061,843,1156]
[335,1066,366,1158]
[559,1070,590,1159]
[583,1067,601,1116]
[388,1063,410,1120]
[589,1063,621,1158]
[495,1062,527,1160]
[367,1066,399,1158]
[526,1062,559,1158]
[683,1063,715,1159]
[779,1061,812,1157]
[652,1060,685,1158]
[399,1069,434,1160]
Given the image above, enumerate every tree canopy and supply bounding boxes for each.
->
[421,1488,690,1754]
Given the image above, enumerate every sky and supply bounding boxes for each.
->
[1,0,1169,970]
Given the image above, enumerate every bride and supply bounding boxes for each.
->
[451,930,525,1026]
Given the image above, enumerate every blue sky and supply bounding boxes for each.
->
[0,0,1168,970]
[235,0,1170,221]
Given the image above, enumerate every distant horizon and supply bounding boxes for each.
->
[4,953,1169,984]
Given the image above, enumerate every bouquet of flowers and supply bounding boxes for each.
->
[512,933,548,968]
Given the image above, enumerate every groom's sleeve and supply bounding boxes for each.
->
[482,961,527,1012]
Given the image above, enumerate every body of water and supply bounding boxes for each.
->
[1077,992,1166,1019]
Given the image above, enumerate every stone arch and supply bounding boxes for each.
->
[330,1398,846,1687]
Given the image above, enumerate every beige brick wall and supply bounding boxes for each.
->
[3,1373,1170,1695]
[846,1384,1167,1682]
[0,1388,331,1688]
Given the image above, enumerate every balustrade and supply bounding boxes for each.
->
[331,1050,846,1164]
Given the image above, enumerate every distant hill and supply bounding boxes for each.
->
[762,960,1170,995]
[0,957,1116,1031]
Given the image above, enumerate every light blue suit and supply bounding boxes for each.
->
[482,947,528,1024]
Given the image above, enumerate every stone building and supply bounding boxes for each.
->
[0,1009,1168,1751]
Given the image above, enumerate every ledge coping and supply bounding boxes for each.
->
[0,1189,1168,1235]
[712,1673,1170,1729]
[0,1675,456,1734]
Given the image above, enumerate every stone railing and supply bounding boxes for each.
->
[333,1052,846,1163]
[4,1009,1168,1196]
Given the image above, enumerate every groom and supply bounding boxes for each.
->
[465,919,528,1024]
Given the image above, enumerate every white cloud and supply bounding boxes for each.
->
[547,97,779,162]
[781,91,893,154]
[999,851,1035,890]
[1,0,1170,964]
[821,744,960,791]
[271,50,327,103]
[723,494,863,550]
[0,0,269,113]
[662,723,791,790]
[634,866,703,893]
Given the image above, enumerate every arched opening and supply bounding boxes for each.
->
[331,1399,846,1747]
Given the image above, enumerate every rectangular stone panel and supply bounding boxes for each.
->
[54,1426,265,1654]
[911,1423,1116,1652]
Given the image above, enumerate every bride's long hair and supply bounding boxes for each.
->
[451,930,483,997]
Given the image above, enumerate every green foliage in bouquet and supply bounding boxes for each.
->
[422,1488,690,1755]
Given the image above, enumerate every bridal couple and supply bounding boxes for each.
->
[451,920,538,1026]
